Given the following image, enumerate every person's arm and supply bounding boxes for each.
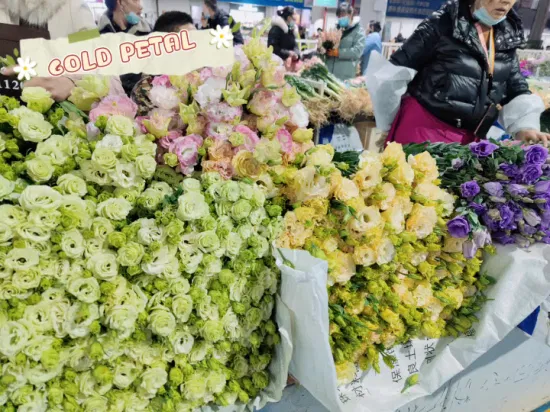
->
[390,12,443,70]
[361,39,376,76]
[338,26,366,60]
[268,27,291,59]
[502,55,530,105]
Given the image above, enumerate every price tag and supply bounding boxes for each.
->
[0,75,23,98]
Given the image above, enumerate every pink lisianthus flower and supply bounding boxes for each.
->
[248,89,277,117]
[202,159,234,180]
[149,85,180,110]
[194,77,226,108]
[207,139,233,161]
[135,116,149,133]
[169,134,203,175]
[200,68,214,82]
[206,122,234,141]
[159,130,182,150]
[233,124,259,152]
[285,140,314,163]
[152,75,172,87]
[212,65,232,78]
[234,47,251,70]
[89,95,138,122]
[276,128,293,153]
[205,102,243,123]
[142,111,172,138]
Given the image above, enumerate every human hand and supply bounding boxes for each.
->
[327,48,339,57]
[516,129,550,147]
[1,66,75,101]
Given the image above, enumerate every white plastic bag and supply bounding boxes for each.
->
[364,52,417,132]
[499,94,545,135]
[276,244,550,412]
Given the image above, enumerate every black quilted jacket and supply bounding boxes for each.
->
[390,0,529,131]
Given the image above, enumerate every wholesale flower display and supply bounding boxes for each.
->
[404,141,550,249]
[276,143,493,384]
[0,82,283,410]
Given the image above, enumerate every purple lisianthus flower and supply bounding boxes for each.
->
[519,164,543,184]
[472,229,491,248]
[469,201,487,216]
[492,231,515,245]
[520,223,537,236]
[506,183,529,197]
[535,180,550,194]
[483,182,504,197]
[497,204,516,230]
[499,163,519,179]
[469,141,499,157]
[535,193,550,211]
[482,210,501,232]
[523,208,542,227]
[540,210,550,230]
[506,201,523,222]
[462,240,477,259]
[524,145,549,165]
[451,158,464,169]
[447,216,471,238]
[460,181,480,199]
[514,234,531,248]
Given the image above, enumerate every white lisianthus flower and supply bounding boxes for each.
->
[0,175,15,199]
[97,198,133,221]
[5,247,39,270]
[113,361,140,389]
[64,302,100,338]
[67,277,101,303]
[61,228,86,259]
[139,367,168,399]
[172,294,193,323]
[18,116,53,142]
[148,306,176,337]
[110,161,141,189]
[96,134,124,153]
[19,185,63,211]
[57,173,88,197]
[87,252,119,281]
[0,321,30,357]
[171,330,195,354]
[106,114,135,137]
[137,219,166,245]
[149,85,180,110]
[0,204,27,227]
[177,192,210,221]
[141,246,173,276]
[135,155,157,179]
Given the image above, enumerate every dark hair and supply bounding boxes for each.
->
[154,11,194,32]
[105,0,117,11]
[336,2,353,17]
[204,0,218,12]
[369,21,381,32]
[277,6,295,20]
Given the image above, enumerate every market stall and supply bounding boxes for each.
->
[0,22,549,412]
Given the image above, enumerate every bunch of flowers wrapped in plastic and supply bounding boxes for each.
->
[133,24,315,181]
[276,143,492,384]
[405,141,550,248]
[0,83,282,411]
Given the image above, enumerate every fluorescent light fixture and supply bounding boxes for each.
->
[238,4,258,12]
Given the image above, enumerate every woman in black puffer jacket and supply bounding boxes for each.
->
[383,0,549,146]
[268,7,300,62]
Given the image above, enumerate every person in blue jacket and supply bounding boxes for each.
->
[361,21,382,76]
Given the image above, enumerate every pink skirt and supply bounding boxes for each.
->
[386,97,476,146]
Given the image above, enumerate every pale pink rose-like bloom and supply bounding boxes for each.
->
[208,139,233,161]
[135,116,148,133]
[202,159,234,180]
[89,95,138,122]
[149,85,180,111]
[185,71,202,88]
[288,101,309,129]
[194,77,226,108]
[169,134,204,176]
[286,140,314,162]
[212,65,231,78]
[86,123,100,140]
[206,122,234,141]
[248,89,277,117]
[205,102,243,123]
[276,128,293,153]
[143,111,172,138]
[152,75,172,87]
[159,130,182,150]
[200,67,213,82]
[233,124,259,152]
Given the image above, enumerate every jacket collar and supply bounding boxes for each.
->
[98,11,151,34]
[7,0,65,25]
[271,15,299,36]
[450,0,525,53]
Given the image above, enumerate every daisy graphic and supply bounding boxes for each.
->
[13,57,37,81]
[210,25,233,49]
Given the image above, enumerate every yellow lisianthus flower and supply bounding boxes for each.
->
[408,151,439,184]
[327,250,356,284]
[305,145,335,167]
[381,142,407,165]
[406,204,438,239]
[332,175,360,202]
[232,151,266,179]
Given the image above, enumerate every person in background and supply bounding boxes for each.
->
[201,0,243,45]
[361,20,382,76]
[153,10,195,32]
[0,0,97,101]
[383,0,549,146]
[395,32,405,42]
[268,6,300,61]
[98,0,151,35]
[325,2,366,81]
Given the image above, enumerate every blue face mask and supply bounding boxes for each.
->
[125,11,141,25]
[338,17,350,28]
[288,21,295,29]
[473,6,506,26]
[204,12,211,20]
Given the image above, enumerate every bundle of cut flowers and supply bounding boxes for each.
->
[0,79,283,410]
[133,23,315,181]
[404,140,550,249]
[319,29,342,53]
[276,143,493,384]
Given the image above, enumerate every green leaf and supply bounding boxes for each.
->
[6,56,15,66]
[13,48,19,58]
[232,22,241,33]
[228,16,234,25]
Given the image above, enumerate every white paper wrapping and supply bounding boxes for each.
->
[364,52,417,132]
[499,94,545,135]
[204,295,293,412]
[276,244,550,412]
